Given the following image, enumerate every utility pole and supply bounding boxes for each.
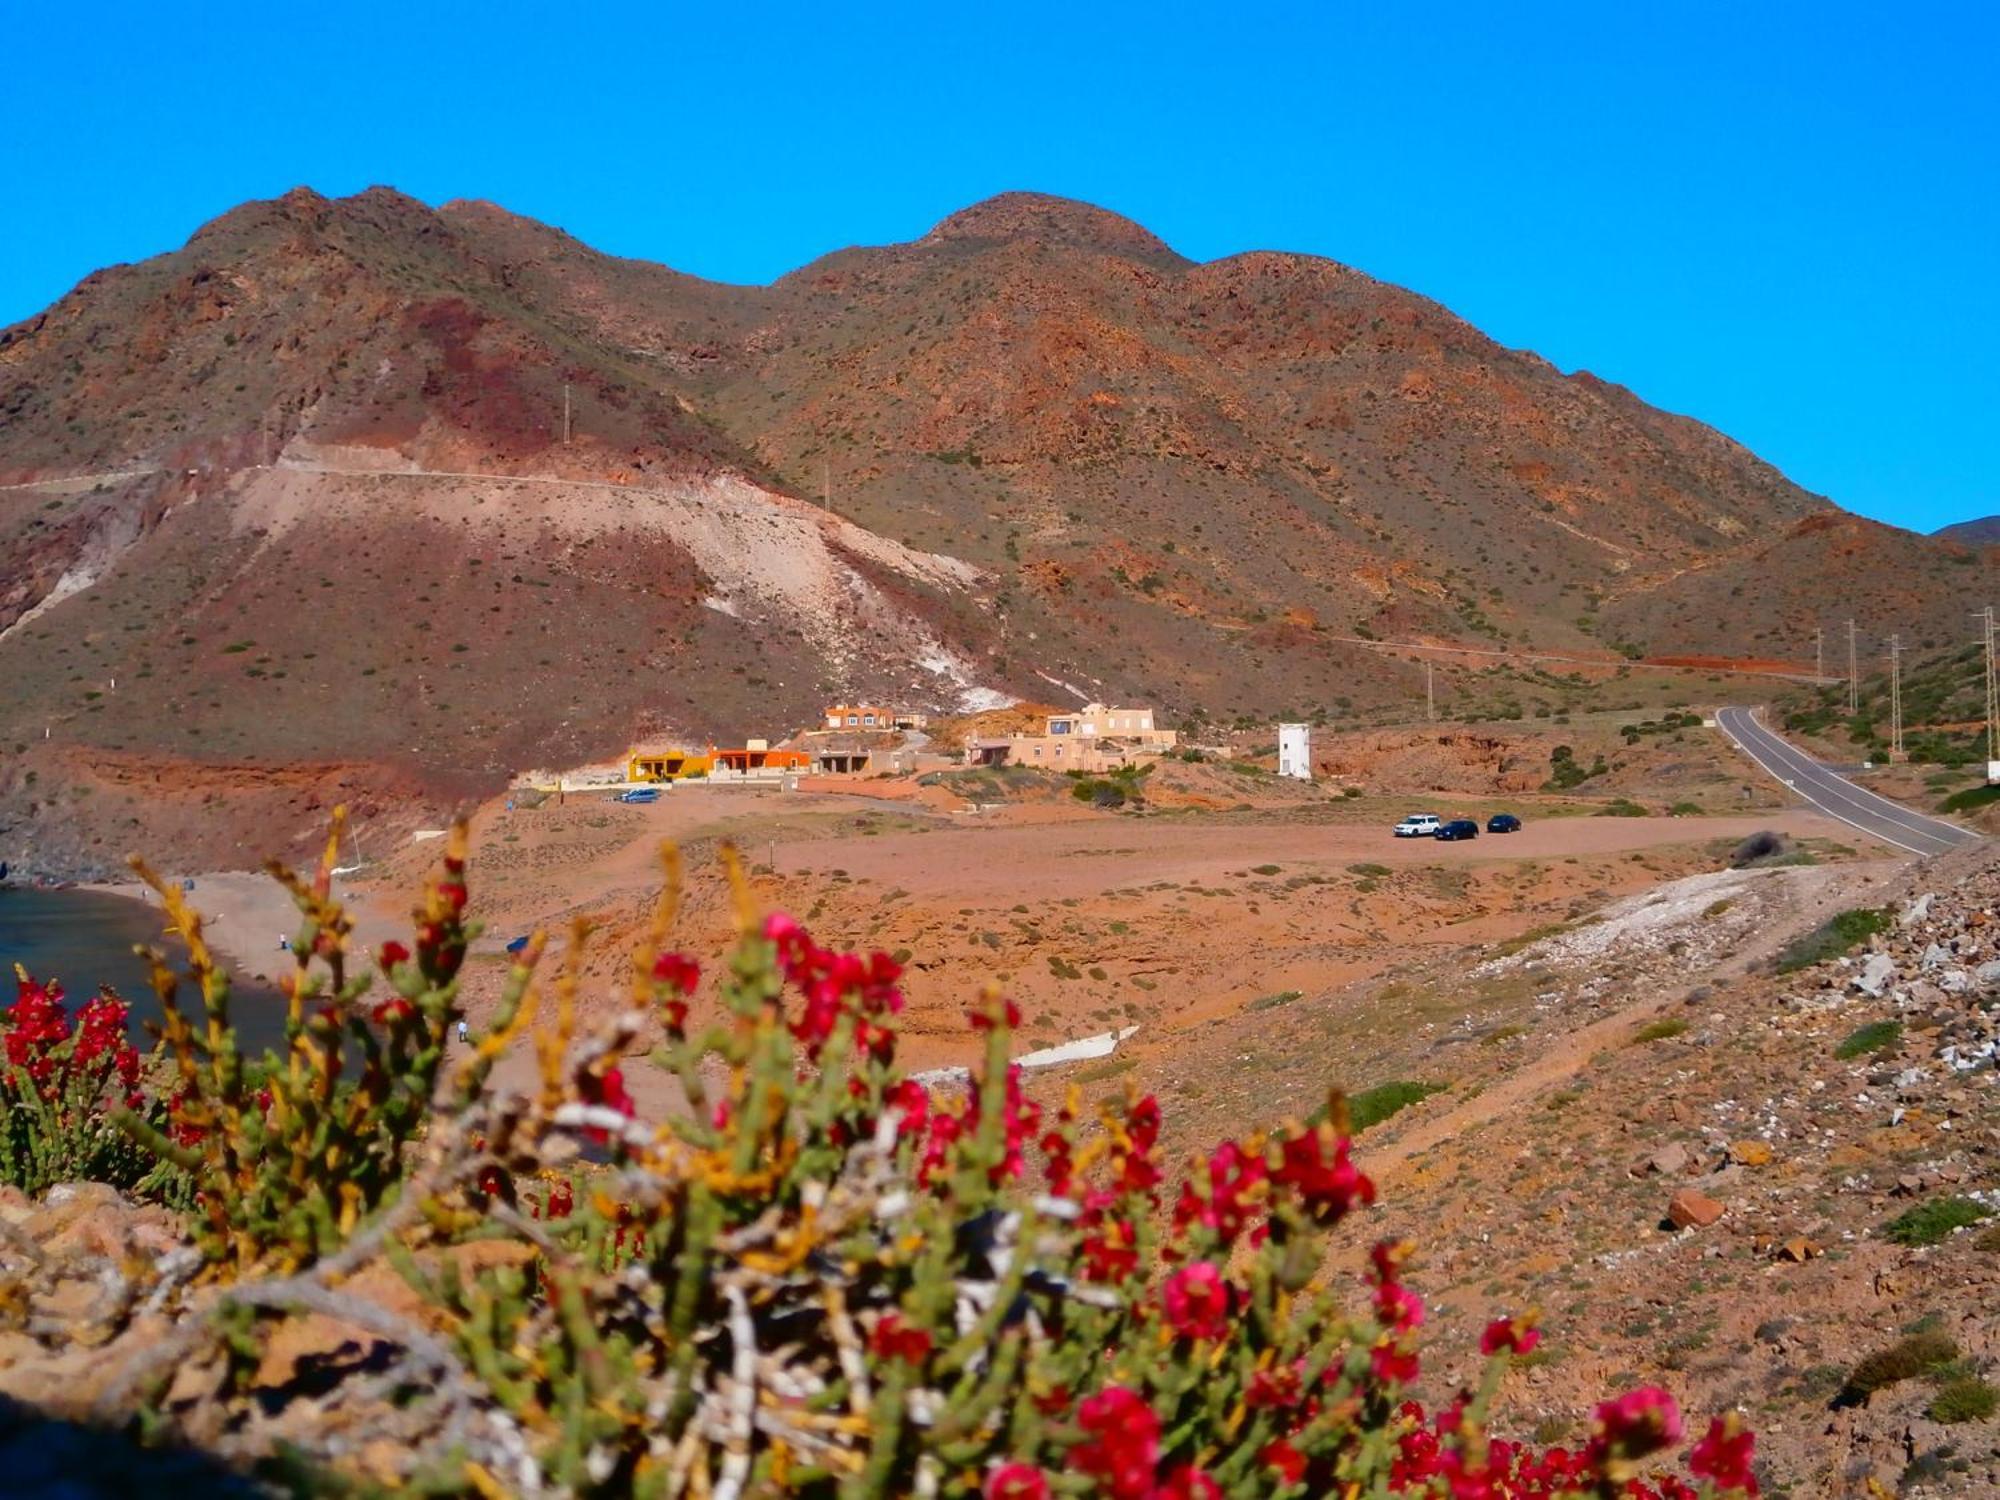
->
[1888,634,1904,761]
[1812,626,1823,683]
[1978,606,1999,784]
[1845,619,1859,715]
[562,383,572,445]
[1425,660,1436,722]
[823,458,831,512]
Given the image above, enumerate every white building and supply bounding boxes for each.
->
[1277,722,1312,780]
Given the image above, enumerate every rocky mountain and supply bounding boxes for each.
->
[3,187,1996,867]
[1936,516,2000,546]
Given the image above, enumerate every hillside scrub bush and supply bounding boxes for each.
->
[1774,908,1891,974]
[1884,1195,1995,1247]
[1834,1020,1903,1060]
[1843,1331,1960,1397]
[1726,831,1789,869]
[52,819,1761,1495]
[1339,1079,1448,1133]
[1939,783,2000,815]
[1929,1377,2000,1424]
[1,966,160,1195]
[1632,1019,1690,1045]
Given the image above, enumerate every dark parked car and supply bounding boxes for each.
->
[1487,813,1522,833]
[1435,819,1480,841]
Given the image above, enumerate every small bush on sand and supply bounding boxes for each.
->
[1930,1377,2000,1424]
[1632,1018,1690,1044]
[1844,1331,1960,1397]
[1885,1195,1994,1247]
[1834,1020,1903,1060]
[1775,908,1890,974]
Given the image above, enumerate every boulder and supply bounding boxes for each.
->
[1666,1188,1726,1229]
[1630,1142,1692,1177]
[1853,952,1897,998]
[1730,1140,1774,1167]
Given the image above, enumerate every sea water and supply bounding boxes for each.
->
[0,885,290,1055]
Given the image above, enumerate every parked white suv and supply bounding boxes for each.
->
[1393,813,1442,838]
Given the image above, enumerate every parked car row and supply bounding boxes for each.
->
[1392,811,1522,840]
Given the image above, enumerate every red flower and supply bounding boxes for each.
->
[1273,1127,1376,1221]
[1480,1315,1541,1357]
[1161,1260,1231,1341]
[1172,1138,1267,1246]
[545,1179,574,1218]
[371,996,415,1025]
[1153,1467,1220,1500]
[579,1066,637,1146]
[970,996,1022,1030]
[869,1313,932,1365]
[1246,1362,1303,1409]
[1080,1218,1140,1282]
[376,940,410,971]
[1260,1440,1307,1484]
[1689,1415,1758,1495]
[1072,1386,1159,1500]
[983,1464,1050,1500]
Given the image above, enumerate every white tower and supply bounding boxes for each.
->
[1277,723,1312,781]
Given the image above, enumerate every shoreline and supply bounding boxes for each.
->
[82,870,407,990]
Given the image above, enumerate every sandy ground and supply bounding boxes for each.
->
[764,808,1846,902]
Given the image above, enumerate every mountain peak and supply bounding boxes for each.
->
[920,192,1185,264]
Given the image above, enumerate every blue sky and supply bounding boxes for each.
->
[3,2,1993,531]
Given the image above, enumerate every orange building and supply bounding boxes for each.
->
[713,745,813,774]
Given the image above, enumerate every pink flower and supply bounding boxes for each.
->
[1161,1261,1232,1341]
[1586,1386,1684,1475]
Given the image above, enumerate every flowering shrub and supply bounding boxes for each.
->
[68,823,1757,1495]
[115,813,498,1274]
[386,850,1759,1498]
[0,965,156,1195]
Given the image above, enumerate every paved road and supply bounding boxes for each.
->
[1715,706,1981,857]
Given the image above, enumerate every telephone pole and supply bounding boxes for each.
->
[1888,634,1904,761]
[1425,660,1436,722]
[562,383,572,445]
[1978,607,1999,782]
[1811,626,1824,683]
[1845,619,1859,715]
[823,458,831,513]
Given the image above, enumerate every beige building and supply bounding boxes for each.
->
[1043,703,1177,748]
[966,703,1177,772]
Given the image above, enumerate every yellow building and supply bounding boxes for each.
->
[627,748,714,783]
